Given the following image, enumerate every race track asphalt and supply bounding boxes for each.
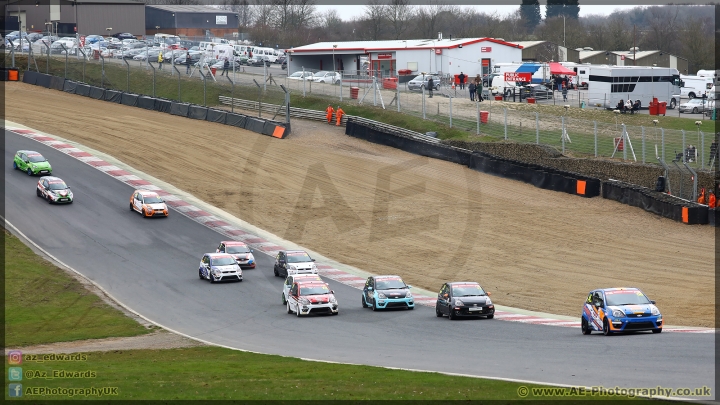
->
[5,130,714,396]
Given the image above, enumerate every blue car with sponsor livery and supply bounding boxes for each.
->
[361,275,414,311]
[582,288,662,335]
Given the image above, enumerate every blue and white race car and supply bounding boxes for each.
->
[198,253,243,283]
[361,275,414,311]
[582,287,662,335]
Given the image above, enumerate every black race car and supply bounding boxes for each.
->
[435,282,494,320]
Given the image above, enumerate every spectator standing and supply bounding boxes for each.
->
[474,74,481,87]
[468,81,476,101]
[427,76,434,98]
[562,86,568,101]
[185,51,191,74]
[477,79,483,102]
[158,52,163,70]
[221,57,230,76]
[458,72,466,90]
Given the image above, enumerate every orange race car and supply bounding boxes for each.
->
[129,190,168,217]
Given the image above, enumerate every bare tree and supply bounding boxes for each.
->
[363,0,387,40]
[416,1,450,39]
[680,15,714,73]
[386,0,415,40]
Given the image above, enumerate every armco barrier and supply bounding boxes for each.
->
[35,73,52,88]
[22,70,37,85]
[137,96,155,110]
[225,112,247,128]
[170,102,190,117]
[104,89,122,103]
[188,105,208,120]
[62,80,77,94]
[50,76,65,91]
[206,108,227,124]
[89,86,105,100]
[602,180,708,224]
[154,98,172,113]
[75,83,91,97]
[121,93,139,107]
[244,117,265,134]
[260,120,288,139]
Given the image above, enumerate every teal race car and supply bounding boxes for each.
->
[13,150,52,176]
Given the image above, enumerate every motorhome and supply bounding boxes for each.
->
[679,75,714,99]
[586,65,682,109]
[696,69,717,79]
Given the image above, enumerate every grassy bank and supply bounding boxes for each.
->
[4,230,150,347]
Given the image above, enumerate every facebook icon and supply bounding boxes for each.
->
[9,384,22,398]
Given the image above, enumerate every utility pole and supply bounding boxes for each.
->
[563,16,565,47]
[633,25,636,66]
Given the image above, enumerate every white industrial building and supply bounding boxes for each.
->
[286,37,523,79]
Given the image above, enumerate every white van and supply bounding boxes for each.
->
[211,44,235,61]
[253,46,279,63]
[680,75,714,99]
[233,45,253,57]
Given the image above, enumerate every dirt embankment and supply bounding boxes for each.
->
[5,82,715,327]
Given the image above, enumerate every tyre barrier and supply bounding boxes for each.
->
[75,83,91,97]
[188,105,208,120]
[206,108,227,124]
[50,76,65,91]
[345,118,600,198]
[19,72,291,140]
[89,86,105,100]
[602,180,708,225]
[62,80,77,94]
[104,89,123,103]
[22,70,38,85]
[137,95,155,110]
[121,93,139,107]
[709,208,718,227]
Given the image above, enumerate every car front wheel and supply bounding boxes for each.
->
[581,317,592,335]
[602,318,613,336]
[27,168,33,176]
[13,161,17,170]
[652,328,662,333]
[282,293,287,305]
[37,188,42,197]
[199,268,204,279]
[361,295,368,308]
[692,107,698,114]
[436,306,443,317]
[287,302,293,314]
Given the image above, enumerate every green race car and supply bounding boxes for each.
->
[13,150,52,176]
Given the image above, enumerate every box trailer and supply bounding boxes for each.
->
[586,65,682,109]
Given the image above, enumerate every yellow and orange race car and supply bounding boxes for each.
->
[129,190,168,217]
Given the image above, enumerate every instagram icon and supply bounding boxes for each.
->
[8,351,22,365]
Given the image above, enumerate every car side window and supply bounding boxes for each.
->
[593,292,604,307]
[365,278,372,289]
[218,244,225,253]
[285,277,292,287]
[42,179,48,188]
[21,154,27,162]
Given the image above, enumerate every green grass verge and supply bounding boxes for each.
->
[4,230,150,347]
[5,346,631,401]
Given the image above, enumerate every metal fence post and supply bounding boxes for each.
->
[396,82,399,112]
[302,66,306,97]
[641,126,645,163]
[594,121,598,157]
[173,64,181,101]
[148,61,156,97]
[700,131,705,170]
[561,116,565,154]
[422,85,426,119]
[46,42,49,74]
[661,128,665,162]
[622,124,627,161]
[504,108,508,140]
[200,70,207,106]
[263,62,267,92]
[340,78,343,103]
[123,58,130,92]
[449,97,453,128]
[100,54,105,88]
[373,76,377,106]
[477,101,480,135]
[682,129,686,163]
[9,39,15,68]
[535,112,539,144]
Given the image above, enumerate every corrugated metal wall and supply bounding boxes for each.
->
[145,7,176,30]
[175,12,237,29]
[77,4,144,36]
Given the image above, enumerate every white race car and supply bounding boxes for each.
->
[216,241,255,269]
[198,253,243,283]
[273,250,318,277]
[282,274,323,305]
[286,280,338,316]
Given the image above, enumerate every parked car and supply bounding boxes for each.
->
[281,60,287,70]
[679,98,714,114]
[26,33,43,43]
[84,35,104,44]
[113,33,136,40]
[521,83,553,100]
[211,60,242,70]
[276,56,286,65]
[287,71,313,81]
[313,71,341,84]
[407,74,441,92]
[247,55,271,67]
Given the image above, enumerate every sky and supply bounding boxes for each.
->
[313,4,643,21]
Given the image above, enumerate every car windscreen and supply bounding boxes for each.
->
[27,154,46,163]
[300,284,330,295]
[289,72,304,78]
[226,246,250,254]
[212,257,237,266]
[412,75,425,81]
[287,252,312,263]
[451,284,486,297]
[375,278,407,290]
[143,195,163,204]
[604,290,650,306]
[314,71,328,77]
[48,181,67,190]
